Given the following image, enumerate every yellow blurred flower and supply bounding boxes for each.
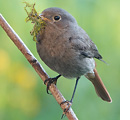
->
[0,49,10,73]
[9,63,37,89]
[16,67,37,89]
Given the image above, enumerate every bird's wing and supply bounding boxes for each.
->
[70,31,102,60]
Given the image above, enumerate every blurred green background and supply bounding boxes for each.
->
[0,0,120,120]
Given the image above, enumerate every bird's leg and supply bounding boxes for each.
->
[60,77,80,119]
[44,74,61,94]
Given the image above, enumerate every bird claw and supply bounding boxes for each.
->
[44,78,57,94]
[44,75,61,95]
[60,100,72,119]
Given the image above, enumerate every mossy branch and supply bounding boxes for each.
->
[0,14,78,120]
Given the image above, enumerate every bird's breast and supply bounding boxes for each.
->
[36,26,95,78]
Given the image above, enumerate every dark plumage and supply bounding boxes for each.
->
[36,7,112,104]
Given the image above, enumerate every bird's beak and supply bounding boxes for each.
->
[39,14,50,22]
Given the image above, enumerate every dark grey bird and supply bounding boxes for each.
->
[36,7,112,113]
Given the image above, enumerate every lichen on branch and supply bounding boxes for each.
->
[24,2,45,42]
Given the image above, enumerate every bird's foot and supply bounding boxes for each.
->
[60,100,72,119]
[44,75,61,94]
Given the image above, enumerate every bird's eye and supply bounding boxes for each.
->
[53,15,61,21]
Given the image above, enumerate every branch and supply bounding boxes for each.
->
[0,14,78,120]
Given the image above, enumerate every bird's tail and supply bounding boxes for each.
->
[85,68,112,102]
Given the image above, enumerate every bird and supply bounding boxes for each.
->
[36,7,112,114]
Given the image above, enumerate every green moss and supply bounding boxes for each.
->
[24,2,45,42]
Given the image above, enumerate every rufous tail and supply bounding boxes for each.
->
[85,68,112,102]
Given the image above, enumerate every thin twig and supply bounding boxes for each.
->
[0,14,78,120]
